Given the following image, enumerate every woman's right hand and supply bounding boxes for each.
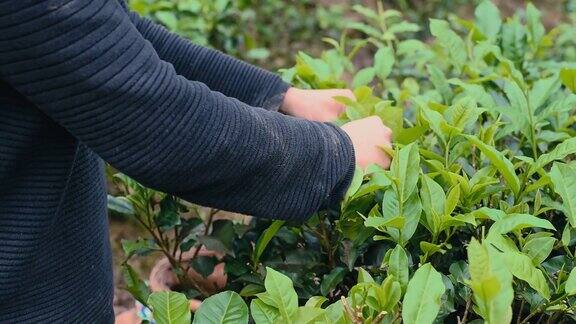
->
[341,116,393,169]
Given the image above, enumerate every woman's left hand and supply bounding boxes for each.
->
[280,88,355,122]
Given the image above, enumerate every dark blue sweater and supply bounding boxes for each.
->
[0,0,354,321]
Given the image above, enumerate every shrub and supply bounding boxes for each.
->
[128,0,345,68]
[115,1,576,323]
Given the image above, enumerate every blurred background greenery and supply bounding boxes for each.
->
[127,0,575,70]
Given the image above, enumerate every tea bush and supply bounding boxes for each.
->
[128,0,345,68]
[112,1,576,323]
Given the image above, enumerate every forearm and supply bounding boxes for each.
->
[0,0,353,220]
[124,7,290,110]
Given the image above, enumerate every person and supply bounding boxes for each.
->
[0,0,392,322]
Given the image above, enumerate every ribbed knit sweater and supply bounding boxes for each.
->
[0,0,354,322]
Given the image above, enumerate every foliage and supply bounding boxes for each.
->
[192,291,248,324]
[115,1,576,323]
[148,291,192,324]
[128,0,344,68]
[111,173,239,300]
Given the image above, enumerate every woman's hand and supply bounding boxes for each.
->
[281,88,392,169]
[342,116,393,169]
[280,88,355,122]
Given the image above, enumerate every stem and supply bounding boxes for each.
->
[183,208,220,285]
[516,299,525,324]
[165,252,211,298]
[371,311,387,324]
[445,137,453,168]
[525,89,539,159]
[563,245,575,259]
[391,310,402,324]
[319,216,335,268]
[458,298,471,324]
[341,296,362,324]
[537,313,545,324]
[519,293,569,324]
[136,212,211,297]
[191,208,218,260]
[172,226,180,258]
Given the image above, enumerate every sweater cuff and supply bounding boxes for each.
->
[261,79,291,112]
[321,124,356,217]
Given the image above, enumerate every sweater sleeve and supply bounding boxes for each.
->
[121,4,289,110]
[0,0,355,221]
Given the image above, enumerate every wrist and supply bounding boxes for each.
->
[280,87,300,116]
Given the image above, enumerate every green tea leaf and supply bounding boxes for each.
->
[390,143,421,200]
[445,185,460,215]
[382,191,422,245]
[250,299,279,324]
[470,207,507,221]
[107,195,134,215]
[402,263,446,324]
[489,214,555,235]
[122,264,151,306]
[562,224,572,247]
[464,135,521,196]
[467,238,513,324]
[239,284,264,297]
[252,220,285,266]
[357,267,375,284]
[364,215,405,230]
[321,267,347,296]
[197,220,235,256]
[427,65,452,103]
[549,162,576,227]
[419,103,448,143]
[374,46,395,81]
[502,16,525,61]
[155,196,181,230]
[501,251,551,300]
[291,306,326,323]
[352,67,375,88]
[420,175,446,234]
[345,167,364,200]
[475,0,502,38]
[430,19,467,71]
[538,94,576,120]
[387,21,420,35]
[156,11,178,31]
[305,296,328,308]
[420,241,446,256]
[565,268,576,295]
[388,244,409,292]
[325,300,346,324]
[448,79,496,111]
[526,3,545,48]
[263,267,298,321]
[530,137,576,175]
[522,236,556,265]
[192,291,248,324]
[560,68,576,93]
[375,102,403,135]
[121,238,156,259]
[501,80,530,136]
[445,97,484,133]
[190,255,218,278]
[148,291,191,324]
[380,276,403,311]
[529,75,561,109]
